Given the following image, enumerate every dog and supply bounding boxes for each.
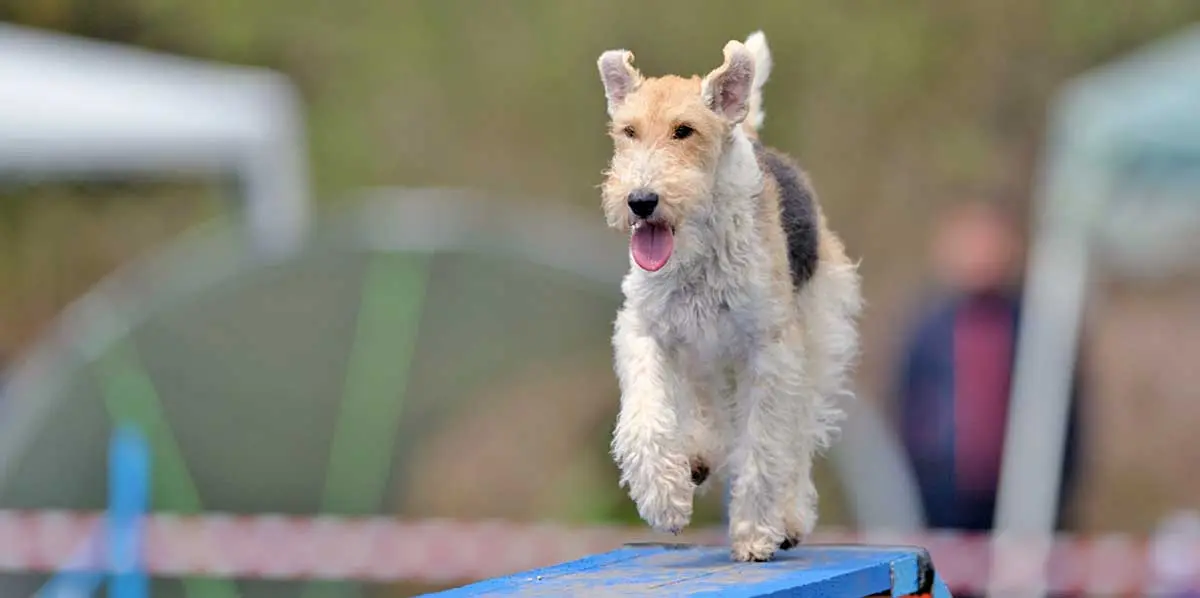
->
[597,31,863,562]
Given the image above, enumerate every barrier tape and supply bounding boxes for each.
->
[0,510,1198,595]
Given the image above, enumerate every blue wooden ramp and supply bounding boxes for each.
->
[423,542,954,597]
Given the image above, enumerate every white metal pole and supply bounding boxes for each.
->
[987,108,1104,596]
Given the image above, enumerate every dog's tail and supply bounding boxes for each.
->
[742,30,772,136]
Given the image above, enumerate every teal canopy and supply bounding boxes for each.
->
[994,23,1200,598]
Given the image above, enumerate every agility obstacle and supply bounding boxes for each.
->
[424,542,952,597]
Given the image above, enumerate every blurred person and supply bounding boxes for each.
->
[892,197,1085,539]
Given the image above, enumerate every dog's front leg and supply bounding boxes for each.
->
[611,309,696,534]
[727,332,811,562]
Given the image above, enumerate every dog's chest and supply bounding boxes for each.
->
[629,269,759,363]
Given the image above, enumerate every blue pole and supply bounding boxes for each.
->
[108,425,150,598]
[35,425,151,598]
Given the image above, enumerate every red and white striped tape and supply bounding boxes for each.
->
[1,510,1198,595]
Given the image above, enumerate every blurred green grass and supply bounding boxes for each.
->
[4,0,1198,360]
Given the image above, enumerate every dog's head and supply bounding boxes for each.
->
[597,40,757,272]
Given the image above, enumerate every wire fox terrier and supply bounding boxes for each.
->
[597,31,863,562]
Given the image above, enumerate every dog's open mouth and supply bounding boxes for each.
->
[631,221,674,272]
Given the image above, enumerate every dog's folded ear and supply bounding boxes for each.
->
[598,50,642,117]
[701,41,755,125]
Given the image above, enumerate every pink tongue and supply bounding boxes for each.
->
[631,223,674,272]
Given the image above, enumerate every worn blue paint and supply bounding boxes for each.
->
[424,543,951,597]
[888,552,921,596]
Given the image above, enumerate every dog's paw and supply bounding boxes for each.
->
[731,534,779,563]
[634,484,693,534]
[729,518,784,563]
[640,499,693,535]
[622,457,695,534]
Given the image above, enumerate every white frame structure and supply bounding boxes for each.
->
[991,23,1200,598]
[0,23,311,255]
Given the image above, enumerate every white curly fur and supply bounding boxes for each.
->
[742,30,772,131]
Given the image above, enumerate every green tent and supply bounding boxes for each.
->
[0,189,925,598]
[0,190,626,597]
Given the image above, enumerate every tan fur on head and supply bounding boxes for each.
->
[599,73,728,234]
[600,38,748,236]
[597,34,775,236]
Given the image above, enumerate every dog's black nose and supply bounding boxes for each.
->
[627,189,659,218]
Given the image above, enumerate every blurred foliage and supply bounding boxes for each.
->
[2,0,1200,538]
[4,0,1200,368]
[0,182,222,360]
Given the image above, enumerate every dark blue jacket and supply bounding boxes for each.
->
[894,290,1083,531]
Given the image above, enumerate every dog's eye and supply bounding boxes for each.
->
[622,125,637,139]
[672,124,695,140]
